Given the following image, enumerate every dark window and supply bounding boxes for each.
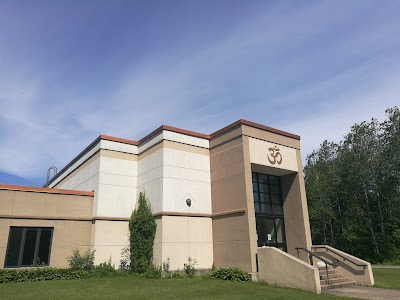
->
[4,227,53,268]
[252,172,286,250]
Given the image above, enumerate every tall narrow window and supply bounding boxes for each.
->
[252,172,286,251]
[4,227,53,268]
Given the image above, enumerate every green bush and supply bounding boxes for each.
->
[170,272,186,279]
[144,264,162,279]
[183,257,197,278]
[67,249,95,270]
[90,259,117,277]
[0,268,87,284]
[162,258,171,277]
[209,268,250,282]
[129,192,157,274]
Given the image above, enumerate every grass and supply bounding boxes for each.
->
[373,268,400,290]
[0,276,351,300]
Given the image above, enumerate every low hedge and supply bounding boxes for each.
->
[0,267,142,284]
[209,268,250,282]
[0,268,88,283]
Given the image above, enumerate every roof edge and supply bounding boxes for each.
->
[47,119,299,186]
[209,119,300,140]
[100,134,139,146]
[138,125,210,144]
[0,184,94,196]
[240,119,300,140]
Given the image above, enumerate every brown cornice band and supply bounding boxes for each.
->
[153,211,212,218]
[0,209,247,222]
[212,208,247,218]
[139,125,210,144]
[0,215,93,222]
[0,184,94,197]
[99,135,139,146]
[103,119,300,147]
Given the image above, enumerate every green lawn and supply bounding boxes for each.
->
[373,268,400,290]
[0,277,350,300]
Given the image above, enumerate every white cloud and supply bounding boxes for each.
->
[0,0,399,182]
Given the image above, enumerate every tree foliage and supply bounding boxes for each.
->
[129,192,157,273]
[305,107,400,263]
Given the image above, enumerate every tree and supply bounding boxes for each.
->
[129,192,157,273]
[305,106,400,263]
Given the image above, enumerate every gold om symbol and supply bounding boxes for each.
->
[267,146,282,165]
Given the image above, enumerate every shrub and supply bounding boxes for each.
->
[67,249,95,270]
[129,192,157,274]
[183,257,197,278]
[91,258,117,277]
[162,258,171,277]
[209,268,250,282]
[0,268,87,284]
[119,247,130,271]
[144,264,162,279]
[170,272,186,279]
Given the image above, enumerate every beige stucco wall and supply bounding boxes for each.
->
[258,247,321,293]
[0,190,93,219]
[210,123,312,272]
[159,215,213,270]
[246,127,312,263]
[281,149,312,261]
[91,220,130,266]
[0,189,93,269]
[211,135,253,272]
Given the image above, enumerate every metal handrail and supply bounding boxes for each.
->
[295,247,333,286]
[311,246,367,269]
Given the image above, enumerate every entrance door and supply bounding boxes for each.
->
[252,172,287,251]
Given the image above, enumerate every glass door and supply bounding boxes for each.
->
[252,172,287,251]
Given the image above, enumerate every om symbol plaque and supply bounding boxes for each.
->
[267,145,283,165]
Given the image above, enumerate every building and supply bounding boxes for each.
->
[1,119,311,271]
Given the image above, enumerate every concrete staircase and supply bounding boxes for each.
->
[318,266,356,290]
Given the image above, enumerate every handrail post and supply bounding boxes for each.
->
[325,264,330,286]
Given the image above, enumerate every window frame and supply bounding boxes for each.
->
[4,226,54,268]
[252,172,287,250]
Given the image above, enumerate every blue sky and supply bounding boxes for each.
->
[0,0,399,187]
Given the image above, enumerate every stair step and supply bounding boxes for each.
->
[320,273,343,280]
[318,269,337,275]
[320,277,351,285]
[321,281,356,290]
[317,265,334,271]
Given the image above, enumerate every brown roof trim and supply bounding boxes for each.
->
[99,135,138,146]
[0,215,93,221]
[0,184,94,197]
[212,208,247,218]
[209,120,242,138]
[240,119,300,140]
[210,119,300,140]
[153,211,212,218]
[139,125,209,144]
[105,120,299,146]
[93,216,130,221]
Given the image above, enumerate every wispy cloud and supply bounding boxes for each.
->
[0,0,399,184]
